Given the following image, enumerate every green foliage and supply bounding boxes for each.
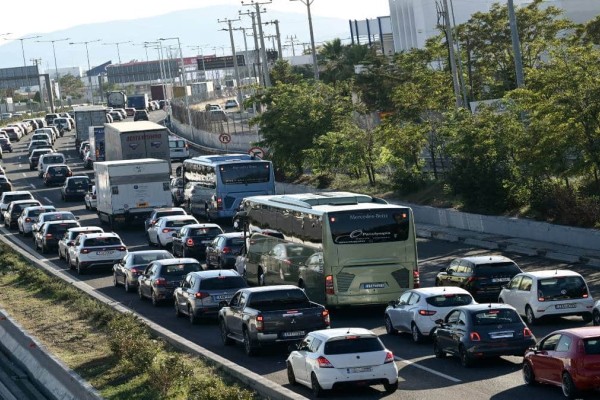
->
[319,39,370,85]
[270,59,303,85]
[147,354,192,398]
[107,315,161,374]
[59,74,84,99]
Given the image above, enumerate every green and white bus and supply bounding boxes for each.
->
[238,192,419,307]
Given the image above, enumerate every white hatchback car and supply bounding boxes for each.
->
[593,300,600,326]
[147,215,199,248]
[286,328,399,397]
[37,152,66,178]
[31,211,78,235]
[68,232,127,275]
[17,205,56,235]
[58,226,104,261]
[384,287,475,342]
[499,270,595,325]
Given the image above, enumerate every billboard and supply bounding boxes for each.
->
[198,55,246,70]
[0,65,40,90]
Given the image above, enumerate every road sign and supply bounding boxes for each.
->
[219,133,231,144]
[248,146,265,159]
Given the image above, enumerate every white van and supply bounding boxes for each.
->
[168,136,189,162]
[38,153,66,178]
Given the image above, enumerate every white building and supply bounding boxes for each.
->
[47,66,83,80]
[388,0,600,52]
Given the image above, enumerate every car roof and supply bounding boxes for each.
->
[128,250,172,256]
[158,215,196,221]
[43,220,79,226]
[552,326,600,339]
[154,207,185,213]
[80,232,120,239]
[408,287,473,297]
[151,258,199,265]
[452,303,516,313]
[182,223,222,229]
[518,270,583,279]
[67,227,103,233]
[188,269,241,279]
[2,191,32,197]
[23,206,55,212]
[217,232,246,238]
[242,284,300,293]
[310,327,376,341]
[457,255,515,265]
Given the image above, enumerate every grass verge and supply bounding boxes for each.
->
[0,243,257,400]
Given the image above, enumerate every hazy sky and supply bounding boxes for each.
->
[2,0,391,39]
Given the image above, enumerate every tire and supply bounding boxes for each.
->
[593,310,600,326]
[220,319,233,346]
[287,363,296,386]
[138,285,144,300]
[189,306,198,325]
[459,346,472,368]
[384,315,397,335]
[582,312,593,323]
[151,290,160,307]
[411,323,424,344]
[76,262,84,275]
[433,339,446,358]
[561,372,578,399]
[522,362,536,386]
[243,329,258,356]
[383,380,398,394]
[174,300,183,317]
[525,306,537,326]
[311,373,325,398]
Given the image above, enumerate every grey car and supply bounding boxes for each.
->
[113,250,174,292]
[138,258,202,306]
[174,269,248,324]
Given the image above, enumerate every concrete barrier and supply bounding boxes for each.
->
[0,309,102,400]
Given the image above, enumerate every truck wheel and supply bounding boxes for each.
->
[243,329,258,356]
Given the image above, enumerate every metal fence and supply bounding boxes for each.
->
[171,101,258,136]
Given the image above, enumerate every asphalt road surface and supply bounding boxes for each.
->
[1,111,599,400]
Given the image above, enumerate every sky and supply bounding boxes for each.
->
[2,0,391,39]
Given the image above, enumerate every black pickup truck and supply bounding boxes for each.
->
[218,285,330,356]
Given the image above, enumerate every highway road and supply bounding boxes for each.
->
[1,111,600,400]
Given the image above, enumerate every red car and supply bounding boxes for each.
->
[523,327,600,399]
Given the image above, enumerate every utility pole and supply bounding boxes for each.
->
[69,39,101,105]
[239,10,263,86]
[265,20,282,59]
[102,41,132,64]
[286,34,298,56]
[442,0,462,108]
[37,37,70,108]
[219,17,243,106]
[187,45,209,82]
[242,1,272,87]
[232,27,253,82]
[508,0,525,87]
[290,0,319,80]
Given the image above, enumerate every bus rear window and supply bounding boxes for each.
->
[219,162,271,184]
[328,209,410,244]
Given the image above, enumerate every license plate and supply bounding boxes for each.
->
[282,331,305,337]
[363,282,386,289]
[55,173,64,176]
[201,240,212,244]
[213,295,229,301]
[490,331,514,339]
[96,251,114,255]
[77,190,85,193]
[347,367,372,373]
[491,278,511,283]
[555,303,577,309]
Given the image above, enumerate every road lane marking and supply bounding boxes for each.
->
[22,173,26,177]
[43,197,53,204]
[30,183,36,189]
[395,356,462,383]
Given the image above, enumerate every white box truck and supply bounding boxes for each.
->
[94,159,173,229]
[104,122,170,167]
[73,106,106,149]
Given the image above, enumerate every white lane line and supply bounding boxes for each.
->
[30,183,36,189]
[43,197,53,204]
[395,356,462,383]
[19,164,23,168]
[22,172,26,177]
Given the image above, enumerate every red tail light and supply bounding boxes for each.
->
[413,269,420,288]
[80,248,90,254]
[538,291,545,302]
[25,217,31,223]
[162,228,172,233]
[470,332,481,341]
[216,197,223,210]
[283,258,292,265]
[67,171,72,177]
[317,356,333,368]
[384,351,394,364]
[155,278,167,286]
[45,233,52,239]
[195,292,209,299]
[131,268,142,275]
[186,238,194,246]
[322,309,330,326]
[467,276,481,283]
[418,310,437,316]
[256,314,264,331]
[222,246,231,254]
[523,327,533,337]
[325,275,334,295]
[117,246,126,251]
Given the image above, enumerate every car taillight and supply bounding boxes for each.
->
[418,310,437,316]
[162,228,172,233]
[325,275,334,295]
[467,276,482,283]
[322,309,330,326]
[117,246,126,251]
[67,171,72,176]
[538,291,545,302]
[155,278,167,286]
[316,356,333,368]
[222,246,231,254]
[216,197,223,210]
[80,248,90,254]
[283,258,292,265]
[470,332,481,341]
[25,217,31,222]
[186,238,194,246]
[131,268,141,275]
[384,351,394,364]
[256,314,264,331]
[45,233,52,239]
[413,269,420,288]
[195,292,209,299]
[523,327,533,337]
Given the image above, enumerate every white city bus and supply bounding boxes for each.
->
[181,154,275,220]
[238,192,419,307]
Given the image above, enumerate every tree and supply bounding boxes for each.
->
[59,74,84,99]
[319,39,370,85]
[270,59,303,85]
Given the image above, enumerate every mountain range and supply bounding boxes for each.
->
[0,5,357,72]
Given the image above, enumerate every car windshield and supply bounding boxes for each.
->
[472,309,521,325]
[324,337,384,355]
[199,276,248,290]
[583,338,600,355]
[189,227,222,237]
[132,253,172,265]
[166,219,197,228]
[538,276,588,300]
[162,263,201,276]
[83,237,122,247]
[474,262,521,276]
[426,293,473,307]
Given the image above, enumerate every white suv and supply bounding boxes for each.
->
[499,270,595,325]
[38,153,66,178]
[68,232,127,275]
[147,215,198,248]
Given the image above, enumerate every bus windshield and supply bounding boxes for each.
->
[328,209,411,244]
[219,162,271,184]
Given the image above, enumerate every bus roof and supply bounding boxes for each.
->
[244,192,410,214]
[185,154,263,164]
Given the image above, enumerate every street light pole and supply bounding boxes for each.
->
[160,37,192,128]
[219,17,243,106]
[70,39,101,105]
[290,0,319,80]
[4,35,42,111]
[508,0,525,87]
[37,37,69,109]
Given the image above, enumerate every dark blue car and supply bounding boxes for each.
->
[0,137,12,153]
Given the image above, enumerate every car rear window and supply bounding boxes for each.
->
[12,203,39,213]
[474,262,521,276]
[199,276,248,290]
[163,263,201,275]
[43,155,64,164]
[166,219,197,228]
[132,253,172,265]
[4,194,33,203]
[157,210,185,218]
[68,178,89,186]
[189,227,222,237]
[426,293,473,307]
[538,276,588,301]
[226,237,245,246]
[324,337,384,355]
[49,166,68,174]
[583,338,600,355]
[83,237,122,247]
[248,289,310,310]
[45,213,75,221]
[472,309,521,325]
[48,223,78,234]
